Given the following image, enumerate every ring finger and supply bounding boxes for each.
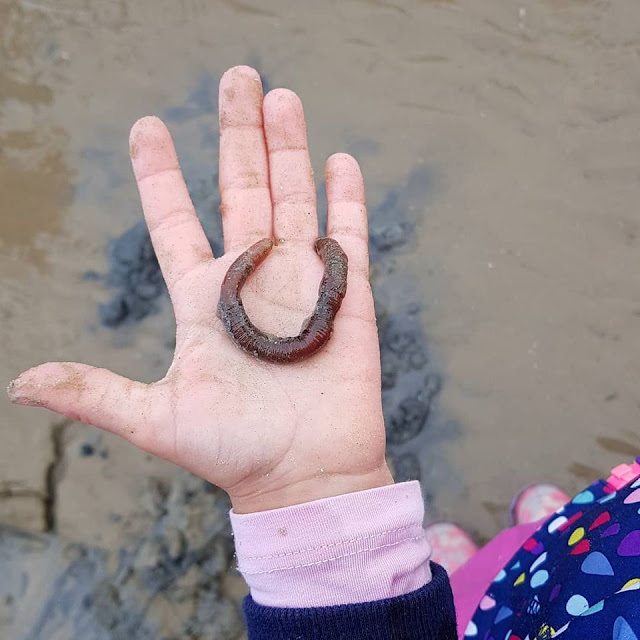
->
[263,88,318,245]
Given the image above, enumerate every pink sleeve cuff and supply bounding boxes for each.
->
[230,481,432,608]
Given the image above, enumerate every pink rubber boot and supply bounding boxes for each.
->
[426,484,569,576]
[510,483,571,525]
[424,522,479,575]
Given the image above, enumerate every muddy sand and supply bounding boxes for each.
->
[2,1,639,637]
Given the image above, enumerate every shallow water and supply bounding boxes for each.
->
[2,0,640,555]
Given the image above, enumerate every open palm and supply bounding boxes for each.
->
[8,66,392,513]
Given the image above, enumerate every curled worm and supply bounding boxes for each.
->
[218,238,348,363]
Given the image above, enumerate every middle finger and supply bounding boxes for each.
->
[219,66,272,253]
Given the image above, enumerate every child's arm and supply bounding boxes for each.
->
[8,65,457,638]
[233,482,457,640]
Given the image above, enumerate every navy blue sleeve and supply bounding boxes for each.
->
[242,562,457,640]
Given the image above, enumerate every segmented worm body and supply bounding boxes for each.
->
[218,237,348,363]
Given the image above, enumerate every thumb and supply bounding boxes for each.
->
[8,362,168,454]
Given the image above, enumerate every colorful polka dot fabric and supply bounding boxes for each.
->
[465,473,640,639]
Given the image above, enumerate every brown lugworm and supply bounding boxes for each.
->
[218,238,348,363]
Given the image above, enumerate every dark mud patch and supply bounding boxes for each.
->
[1,472,244,640]
[89,221,167,327]
[366,168,460,486]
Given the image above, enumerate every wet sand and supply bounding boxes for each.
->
[2,0,640,635]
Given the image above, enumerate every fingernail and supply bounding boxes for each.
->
[7,377,22,403]
[6,375,39,406]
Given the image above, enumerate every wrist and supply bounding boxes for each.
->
[229,464,394,514]
[230,480,432,608]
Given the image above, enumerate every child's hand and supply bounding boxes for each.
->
[8,66,393,513]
